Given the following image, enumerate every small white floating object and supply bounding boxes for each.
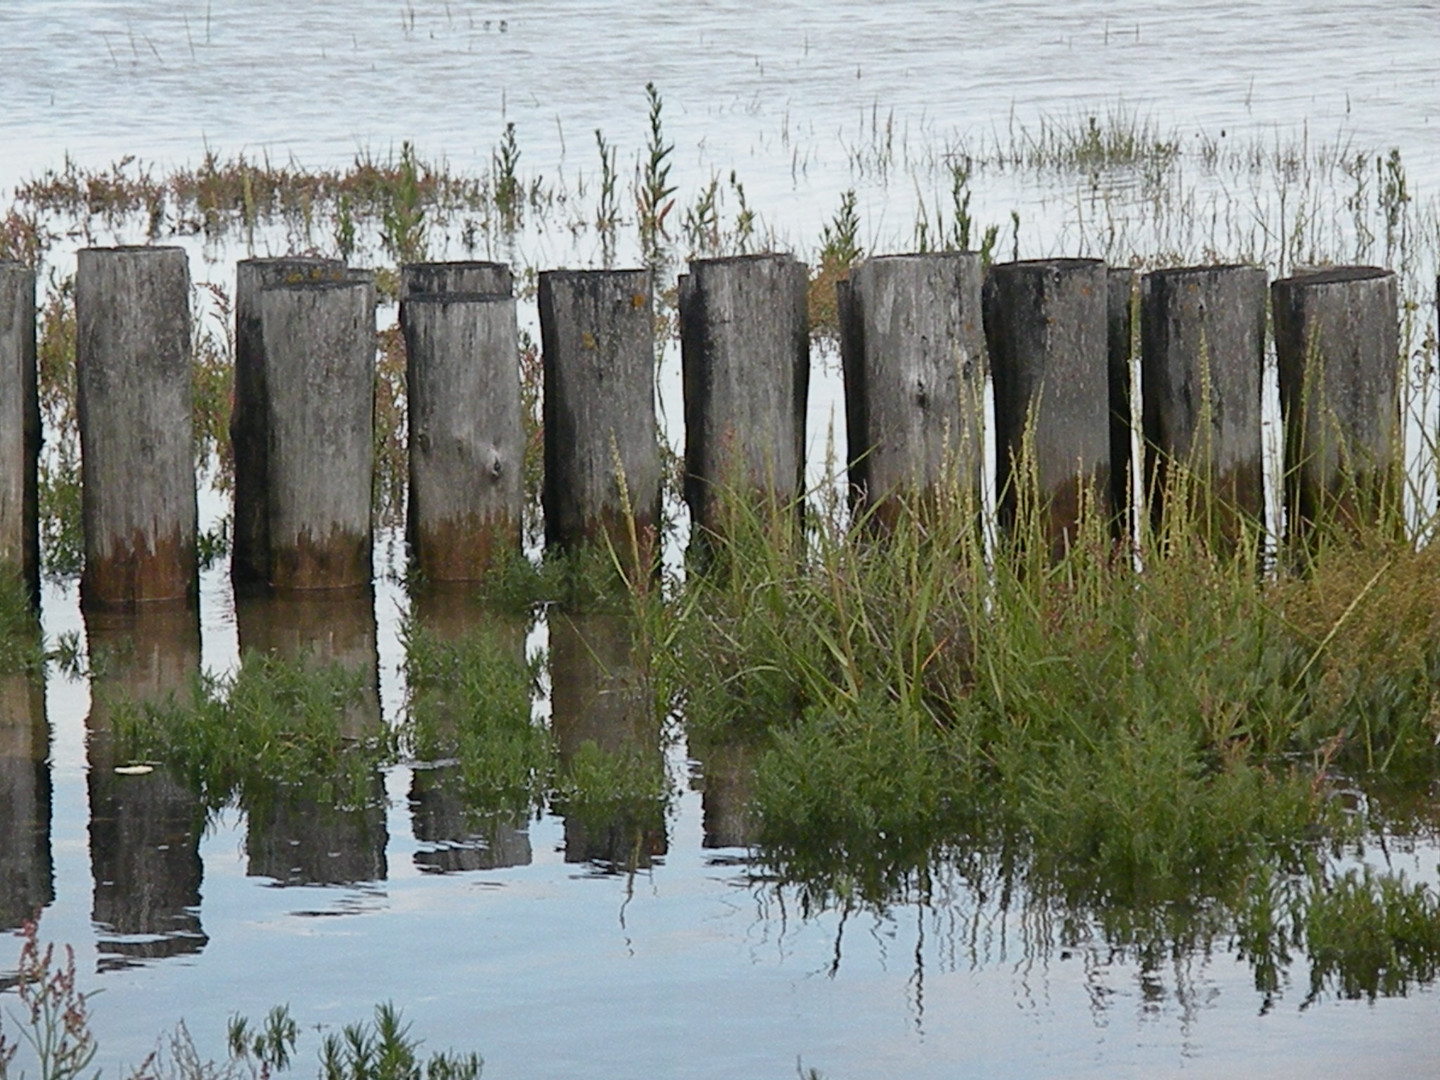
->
[114,764,154,775]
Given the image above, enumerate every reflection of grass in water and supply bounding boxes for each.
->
[114,653,393,812]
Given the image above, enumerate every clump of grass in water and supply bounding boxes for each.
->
[655,424,1440,991]
[380,139,429,263]
[402,617,548,818]
[593,128,620,265]
[1003,106,1182,176]
[114,653,394,812]
[912,157,1000,263]
[491,122,522,233]
[0,934,483,1080]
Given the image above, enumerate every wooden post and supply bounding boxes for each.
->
[84,607,206,962]
[679,254,809,543]
[836,252,986,527]
[1107,267,1135,535]
[1273,266,1400,542]
[0,262,39,603]
[256,278,375,591]
[983,258,1110,555]
[231,257,344,590]
[538,269,661,568]
[400,261,512,303]
[403,293,523,583]
[1141,264,1267,546]
[76,247,197,610]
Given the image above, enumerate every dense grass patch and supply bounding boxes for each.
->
[402,616,548,819]
[114,652,394,812]
[655,465,1440,993]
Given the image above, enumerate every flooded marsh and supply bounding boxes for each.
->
[3,3,1440,1078]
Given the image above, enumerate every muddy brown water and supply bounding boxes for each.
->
[3,3,1440,1077]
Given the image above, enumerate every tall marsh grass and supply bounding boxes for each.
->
[647,440,1440,994]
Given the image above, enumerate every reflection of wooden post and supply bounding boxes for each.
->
[234,590,388,885]
[549,612,665,868]
[0,261,39,603]
[1107,267,1135,534]
[232,257,345,590]
[84,607,206,966]
[76,246,197,610]
[234,589,380,738]
[680,254,809,541]
[837,252,986,527]
[406,592,532,872]
[258,279,375,590]
[1273,267,1400,543]
[245,788,388,887]
[1141,264,1267,546]
[983,258,1110,554]
[403,294,523,582]
[0,672,52,930]
[688,732,756,850]
[400,261,512,303]
[538,270,662,567]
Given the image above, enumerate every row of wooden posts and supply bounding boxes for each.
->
[0,249,1416,611]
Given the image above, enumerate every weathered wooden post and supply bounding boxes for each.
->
[76,246,197,610]
[837,252,986,528]
[257,277,375,590]
[400,260,512,303]
[403,293,523,583]
[983,258,1110,556]
[538,269,662,571]
[1273,266,1400,543]
[1141,264,1267,547]
[1107,267,1135,534]
[0,261,39,603]
[679,253,809,545]
[231,257,344,590]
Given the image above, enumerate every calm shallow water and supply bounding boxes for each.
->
[3,3,1440,1077]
